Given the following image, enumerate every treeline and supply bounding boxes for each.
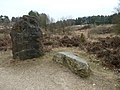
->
[75,15,113,25]
[0,11,119,31]
[54,15,116,26]
[0,12,116,26]
[47,14,117,33]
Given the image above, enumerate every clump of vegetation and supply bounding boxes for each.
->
[85,36,120,69]
[90,25,113,34]
[0,34,11,51]
[112,13,120,34]
[80,33,86,43]
[59,34,86,47]
[43,33,86,49]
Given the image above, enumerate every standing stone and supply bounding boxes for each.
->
[10,15,44,60]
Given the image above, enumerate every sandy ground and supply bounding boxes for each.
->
[0,50,118,90]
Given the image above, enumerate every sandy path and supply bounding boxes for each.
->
[0,51,117,90]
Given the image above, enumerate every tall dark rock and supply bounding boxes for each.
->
[10,15,44,60]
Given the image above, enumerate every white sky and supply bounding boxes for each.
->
[0,0,119,20]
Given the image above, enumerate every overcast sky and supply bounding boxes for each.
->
[0,0,119,20]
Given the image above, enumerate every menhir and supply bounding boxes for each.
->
[10,15,44,60]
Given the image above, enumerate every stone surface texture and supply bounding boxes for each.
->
[53,52,91,77]
[10,15,44,60]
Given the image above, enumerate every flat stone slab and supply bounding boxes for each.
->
[53,52,91,77]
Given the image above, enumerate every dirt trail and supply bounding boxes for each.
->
[0,50,117,90]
